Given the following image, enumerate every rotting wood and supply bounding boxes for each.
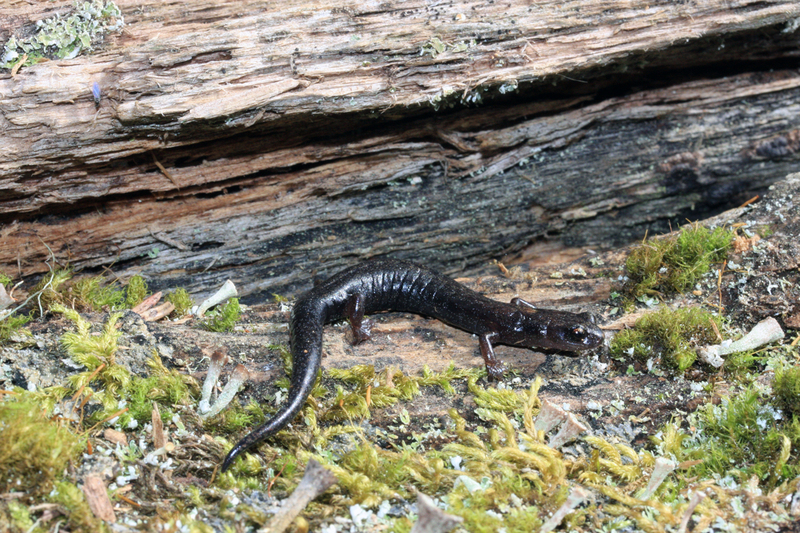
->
[1,0,799,301]
[3,69,799,301]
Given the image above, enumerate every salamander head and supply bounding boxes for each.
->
[544,312,604,351]
[511,310,604,352]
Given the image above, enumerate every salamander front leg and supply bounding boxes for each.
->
[479,332,507,380]
[345,293,372,344]
[511,297,537,311]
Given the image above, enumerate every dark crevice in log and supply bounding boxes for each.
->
[3,2,800,301]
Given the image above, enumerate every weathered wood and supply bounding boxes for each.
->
[1,0,799,301]
[4,69,800,301]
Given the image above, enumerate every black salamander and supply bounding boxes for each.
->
[221,258,604,471]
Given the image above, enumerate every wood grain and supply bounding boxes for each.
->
[1,0,799,300]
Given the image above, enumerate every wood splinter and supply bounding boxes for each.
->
[82,474,116,523]
[131,291,175,321]
[259,459,337,533]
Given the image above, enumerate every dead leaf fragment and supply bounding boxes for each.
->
[103,428,127,446]
[732,234,760,254]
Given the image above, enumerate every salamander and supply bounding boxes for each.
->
[221,258,604,471]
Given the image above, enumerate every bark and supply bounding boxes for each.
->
[1,0,799,301]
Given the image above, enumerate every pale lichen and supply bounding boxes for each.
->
[1,0,124,69]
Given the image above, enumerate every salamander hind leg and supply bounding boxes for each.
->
[345,293,372,344]
[479,333,507,380]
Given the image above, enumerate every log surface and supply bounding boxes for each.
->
[1,0,799,300]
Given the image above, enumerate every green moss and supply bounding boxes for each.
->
[68,275,126,311]
[125,356,199,424]
[167,288,194,316]
[202,298,241,332]
[0,399,84,498]
[688,388,800,486]
[624,224,733,301]
[723,349,763,380]
[49,481,106,532]
[0,312,31,345]
[417,363,482,394]
[0,273,32,344]
[56,306,124,370]
[6,501,34,531]
[29,269,73,313]
[29,270,135,314]
[323,365,421,423]
[203,399,266,434]
[467,375,525,411]
[337,443,416,502]
[609,307,722,371]
[758,225,774,238]
[1,0,123,69]
[773,364,800,417]
[52,305,136,421]
[447,481,544,533]
[124,275,149,308]
[272,293,289,304]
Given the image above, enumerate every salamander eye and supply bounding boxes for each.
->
[562,325,589,344]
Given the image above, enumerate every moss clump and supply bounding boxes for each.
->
[624,224,733,301]
[690,388,800,486]
[124,275,149,308]
[68,275,126,311]
[203,399,266,434]
[773,364,800,417]
[33,270,128,313]
[167,288,194,316]
[0,399,84,498]
[0,312,31,345]
[31,270,154,314]
[50,481,105,532]
[53,305,132,419]
[324,365,421,423]
[126,356,199,424]
[202,298,240,332]
[609,307,722,371]
[0,274,32,345]
[29,269,73,313]
[446,479,544,533]
[1,0,123,70]
[55,306,198,427]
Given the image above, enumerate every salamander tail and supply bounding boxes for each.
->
[222,305,324,472]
